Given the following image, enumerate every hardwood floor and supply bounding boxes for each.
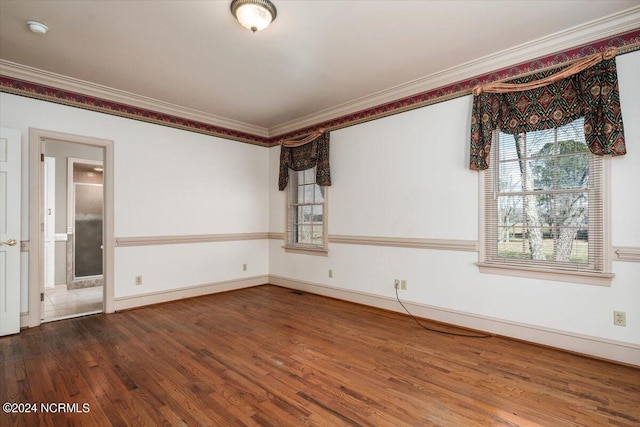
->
[1,285,638,426]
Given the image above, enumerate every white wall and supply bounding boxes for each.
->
[0,50,637,363]
[0,93,270,312]
[269,51,640,359]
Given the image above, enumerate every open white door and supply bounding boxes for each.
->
[0,127,21,336]
[43,157,55,289]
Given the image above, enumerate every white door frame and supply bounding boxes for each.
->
[28,128,114,328]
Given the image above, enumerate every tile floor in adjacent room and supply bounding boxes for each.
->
[43,285,103,321]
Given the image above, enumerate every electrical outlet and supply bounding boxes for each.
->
[613,311,626,327]
[242,263,247,271]
[135,276,142,286]
[401,280,407,290]
[394,279,400,289]
[328,269,333,278]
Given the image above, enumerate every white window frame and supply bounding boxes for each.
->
[477,125,613,286]
[284,167,328,256]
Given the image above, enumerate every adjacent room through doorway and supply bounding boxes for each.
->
[41,140,104,322]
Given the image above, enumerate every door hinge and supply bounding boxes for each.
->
[40,293,44,302]
[41,153,44,162]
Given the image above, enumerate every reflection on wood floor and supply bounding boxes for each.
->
[2,285,639,426]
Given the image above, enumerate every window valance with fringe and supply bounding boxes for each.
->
[469,47,626,170]
[278,130,331,190]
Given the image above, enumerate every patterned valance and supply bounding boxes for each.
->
[278,132,331,190]
[469,48,626,170]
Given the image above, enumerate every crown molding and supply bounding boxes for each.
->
[0,60,269,138]
[269,6,640,137]
[1,7,638,144]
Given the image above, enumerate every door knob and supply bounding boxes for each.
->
[1,239,17,247]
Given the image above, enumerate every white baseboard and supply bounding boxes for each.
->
[269,275,640,367]
[20,312,30,329]
[22,273,639,366]
[113,275,269,311]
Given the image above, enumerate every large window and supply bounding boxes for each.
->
[480,118,612,284]
[286,167,327,253]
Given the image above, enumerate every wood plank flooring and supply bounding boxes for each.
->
[1,285,639,426]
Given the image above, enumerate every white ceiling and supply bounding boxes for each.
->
[1,1,639,135]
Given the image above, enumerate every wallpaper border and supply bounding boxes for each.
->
[272,29,640,144]
[1,30,639,146]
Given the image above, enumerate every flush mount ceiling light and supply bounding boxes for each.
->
[26,20,49,35]
[230,0,277,33]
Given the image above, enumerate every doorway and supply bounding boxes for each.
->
[29,129,114,328]
[42,146,104,321]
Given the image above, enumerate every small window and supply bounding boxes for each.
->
[480,118,612,284]
[285,167,328,254]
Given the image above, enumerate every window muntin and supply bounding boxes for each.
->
[485,117,605,272]
[286,167,327,250]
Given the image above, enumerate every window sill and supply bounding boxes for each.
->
[477,262,614,286]
[283,245,328,257]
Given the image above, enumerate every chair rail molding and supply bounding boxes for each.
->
[613,246,640,263]
[115,232,270,247]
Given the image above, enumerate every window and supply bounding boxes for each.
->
[285,167,328,254]
[480,117,613,284]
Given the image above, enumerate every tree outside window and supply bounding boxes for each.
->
[489,117,603,270]
[286,167,327,251]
